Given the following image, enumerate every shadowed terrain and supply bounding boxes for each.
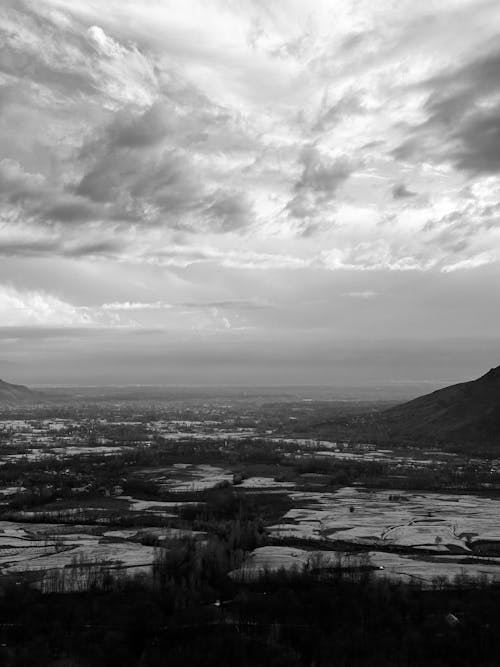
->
[0,379,42,406]
[381,365,500,447]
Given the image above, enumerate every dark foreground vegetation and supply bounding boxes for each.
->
[1,558,499,667]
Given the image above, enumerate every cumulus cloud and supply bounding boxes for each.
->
[203,191,253,233]
[0,0,97,97]
[0,284,168,329]
[108,102,171,149]
[287,145,356,219]
[1,0,499,283]
[0,284,95,327]
[71,86,256,233]
[62,239,122,258]
[394,44,500,176]
[0,239,60,257]
[313,91,367,133]
[43,198,99,223]
[296,146,355,200]
[453,109,500,174]
[441,252,495,273]
[392,183,417,199]
[0,159,45,201]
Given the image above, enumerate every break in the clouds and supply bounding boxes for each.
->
[1,0,500,384]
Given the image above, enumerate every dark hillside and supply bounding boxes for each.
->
[0,378,42,405]
[382,365,500,447]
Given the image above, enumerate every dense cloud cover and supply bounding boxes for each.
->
[1,0,500,384]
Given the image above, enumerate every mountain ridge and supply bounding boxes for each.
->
[0,378,41,405]
[382,364,500,447]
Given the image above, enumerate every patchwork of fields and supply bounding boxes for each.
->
[1,416,500,592]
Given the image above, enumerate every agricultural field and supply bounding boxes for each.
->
[132,463,234,492]
[272,487,500,550]
[267,486,500,584]
[232,545,500,586]
[0,518,206,589]
[2,403,500,594]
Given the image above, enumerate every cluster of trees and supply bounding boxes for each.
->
[289,454,500,495]
[1,554,500,666]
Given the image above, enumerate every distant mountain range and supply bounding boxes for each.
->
[0,378,42,405]
[382,365,500,448]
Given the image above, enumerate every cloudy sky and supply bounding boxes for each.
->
[1,0,500,386]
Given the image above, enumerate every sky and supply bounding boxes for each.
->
[1,0,500,387]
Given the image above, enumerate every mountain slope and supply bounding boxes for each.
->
[382,365,500,446]
[0,378,41,405]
